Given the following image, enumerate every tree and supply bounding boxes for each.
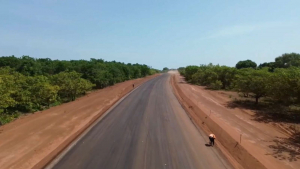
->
[140,65,151,76]
[258,62,272,68]
[177,67,185,76]
[185,66,199,82]
[0,55,21,68]
[0,70,17,112]
[268,67,300,104]
[26,76,60,108]
[191,67,218,86]
[0,67,33,112]
[234,69,271,104]
[162,67,169,72]
[132,66,141,78]
[274,53,300,68]
[214,66,237,89]
[187,64,237,90]
[210,80,223,90]
[39,84,60,107]
[235,60,257,69]
[258,53,300,70]
[52,71,95,101]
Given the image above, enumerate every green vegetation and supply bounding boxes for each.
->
[178,53,300,106]
[185,64,237,90]
[162,67,169,72]
[259,53,300,70]
[234,68,270,104]
[0,55,159,125]
[235,59,257,69]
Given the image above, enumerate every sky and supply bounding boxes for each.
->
[1,0,299,69]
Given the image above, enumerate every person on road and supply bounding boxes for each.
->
[209,133,216,146]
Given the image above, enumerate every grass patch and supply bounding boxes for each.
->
[0,112,21,125]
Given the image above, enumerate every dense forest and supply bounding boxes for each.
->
[0,55,160,124]
[178,53,300,106]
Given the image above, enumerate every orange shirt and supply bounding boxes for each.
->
[209,134,216,139]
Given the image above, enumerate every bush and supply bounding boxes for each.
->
[0,112,21,125]
[210,80,223,90]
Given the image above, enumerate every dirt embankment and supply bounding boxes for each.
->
[170,74,266,169]
[0,74,160,169]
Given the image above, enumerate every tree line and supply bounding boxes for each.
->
[0,55,159,124]
[178,53,300,105]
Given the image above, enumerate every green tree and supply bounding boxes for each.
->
[234,68,271,104]
[26,76,60,108]
[0,68,20,124]
[191,67,218,86]
[162,67,169,72]
[132,66,141,78]
[258,53,300,70]
[39,84,60,107]
[188,65,237,90]
[235,60,257,69]
[0,55,21,69]
[274,53,300,68]
[178,67,185,76]
[52,71,95,101]
[185,66,199,82]
[214,66,237,89]
[0,68,33,112]
[210,80,223,90]
[0,71,17,112]
[268,67,300,104]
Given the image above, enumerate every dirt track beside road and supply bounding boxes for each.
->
[0,74,159,169]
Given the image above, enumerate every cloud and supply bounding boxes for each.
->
[204,22,286,39]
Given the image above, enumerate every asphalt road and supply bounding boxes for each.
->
[51,74,233,169]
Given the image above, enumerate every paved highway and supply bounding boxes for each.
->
[50,74,232,169]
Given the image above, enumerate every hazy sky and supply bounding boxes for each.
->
[1,0,299,69]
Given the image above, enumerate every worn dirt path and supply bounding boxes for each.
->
[51,74,232,169]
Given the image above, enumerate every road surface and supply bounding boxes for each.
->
[50,74,232,169]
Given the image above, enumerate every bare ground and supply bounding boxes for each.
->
[0,74,159,169]
[172,72,300,169]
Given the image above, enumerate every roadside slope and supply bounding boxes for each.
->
[0,74,159,169]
